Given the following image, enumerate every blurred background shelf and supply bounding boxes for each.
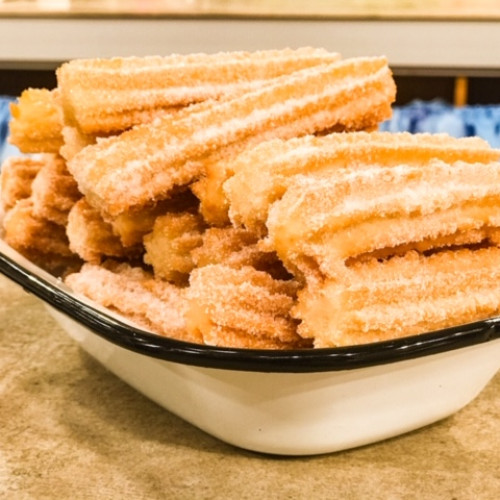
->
[1,1,499,105]
[2,1,500,19]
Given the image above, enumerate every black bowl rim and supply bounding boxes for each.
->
[1,243,500,373]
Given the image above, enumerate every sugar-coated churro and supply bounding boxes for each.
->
[191,226,291,280]
[109,190,200,248]
[6,47,500,351]
[9,88,64,154]
[59,126,98,162]
[3,198,79,274]
[186,264,309,349]
[57,47,341,135]
[68,56,395,217]
[143,211,205,283]
[66,198,140,263]
[0,156,42,210]
[225,131,500,235]
[190,226,258,268]
[261,134,500,278]
[294,247,500,347]
[65,261,195,342]
[31,154,81,226]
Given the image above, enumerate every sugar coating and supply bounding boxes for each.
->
[65,261,193,343]
[67,56,395,217]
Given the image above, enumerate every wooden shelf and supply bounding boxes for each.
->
[1,2,500,76]
[2,1,500,20]
[1,16,500,76]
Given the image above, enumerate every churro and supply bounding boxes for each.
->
[8,88,64,153]
[225,131,500,235]
[191,226,258,268]
[68,56,395,218]
[260,135,500,278]
[294,247,500,347]
[66,198,139,263]
[186,264,308,349]
[191,226,290,280]
[0,156,41,210]
[57,47,341,136]
[59,126,98,162]
[143,211,205,283]
[65,261,195,342]
[3,198,78,274]
[6,47,500,351]
[109,190,200,247]
[31,154,81,226]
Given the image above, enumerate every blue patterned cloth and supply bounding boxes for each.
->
[380,100,500,147]
[2,97,500,165]
[0,96,20,163]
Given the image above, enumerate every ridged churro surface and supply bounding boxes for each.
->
[0,156,42,210]
[68,56,395,217]
[248,132,500,277]
[295,247,500,347]
[66,198,139,263]
[226,131,500,235]
[57,47,341,135]
[143,211,205,283]
[186,264,308,349]
[31,154,81,226]
[65,261,193,342]
[4,48,500,350]
[9,89,64,153]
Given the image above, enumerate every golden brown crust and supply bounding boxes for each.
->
[56,48,341,135]
[30,154,81,226]
[65,261,195,343]
[0,156,42,210]
[6,49,500,351]
[191,226,290,280]
[294,247,500,347]
[186,264,309,349]
[67,56,395,218]
[66,198,140,263]
[261,135,500,278]
[225,131,500,236]
[8,88,64,154]
[2,198,79,274]
[143,211,205,283]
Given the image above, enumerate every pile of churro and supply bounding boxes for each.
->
[3,47,500,349]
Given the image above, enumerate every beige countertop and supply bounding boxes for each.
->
[0,273,499,499]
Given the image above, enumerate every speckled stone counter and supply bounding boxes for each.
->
[0,274,499,499]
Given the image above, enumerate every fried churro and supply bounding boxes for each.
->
[57,47,341,136]
[68,56,395,218]
[31,154,81,226]
[8,88,64,154]
[191,226,259,269]
[225,132,500,235]
[0,156,41,210]
[59,126,98,162]
[258,133,500,278]
[65,261,195,342]
[3,198,79,274]
[66,198,139,263]
[109,190,200,248]
[186,264,308,349]
[7,47,500,351]
[294,247,500,347]
[191,226,290,280]
[143,211,205,283]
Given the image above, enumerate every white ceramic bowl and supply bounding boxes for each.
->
[1,238,499,456]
